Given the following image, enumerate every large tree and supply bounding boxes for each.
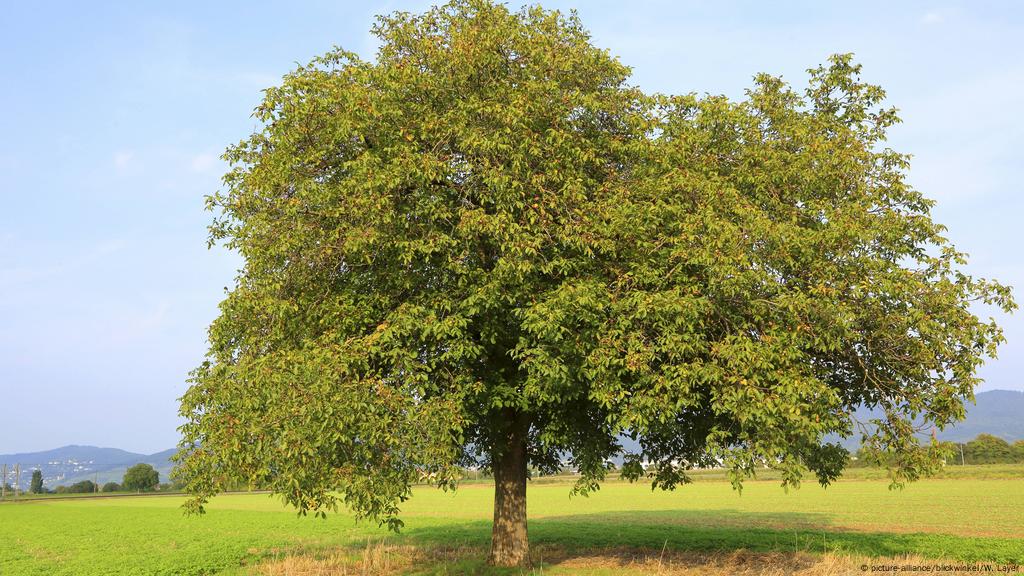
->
[175,0,1014,566]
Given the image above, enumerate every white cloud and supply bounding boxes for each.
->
[234,72,279,89]
[895,68,1024,203]
[189,153,217,173]
[114,299,172,340]
[113,150,134,170]
[0,239,125,289]
[93,239,127,256]
[922,12,943,25]
[907,148,999,204]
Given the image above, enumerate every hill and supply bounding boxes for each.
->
[830,389,1024,450]
[930,389,1024,442]
[0,445,175,490]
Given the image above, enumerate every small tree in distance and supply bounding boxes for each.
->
[68,480,96,494]
[123,464,159,493]
[29,470,43,494]
[174,0,1014,566]
[101,482,121,493]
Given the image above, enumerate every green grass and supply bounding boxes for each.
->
[0,490,185,502]
[461,462,1024,485]
[2,470,1023,575]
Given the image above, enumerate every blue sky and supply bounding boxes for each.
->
[1,1,1021,454]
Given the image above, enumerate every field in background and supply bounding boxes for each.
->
[2,467,1023,575]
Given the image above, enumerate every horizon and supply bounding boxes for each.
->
[3,388,1023,457]
[2,1,1022,454]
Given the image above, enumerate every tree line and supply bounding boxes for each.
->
[942,434,1024,465]
[851,434,1024,467]
[21,463,168,495]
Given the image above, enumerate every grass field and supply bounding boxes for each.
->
[1,469,1023,575]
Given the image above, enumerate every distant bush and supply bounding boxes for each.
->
[67,480,97,494]
[101,482,121,492]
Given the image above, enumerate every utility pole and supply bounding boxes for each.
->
[14,464,20,498]
[1,463,6,499]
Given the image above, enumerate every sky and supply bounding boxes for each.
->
[1,1,1021,454]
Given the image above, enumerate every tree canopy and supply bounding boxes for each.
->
[66,480,96,494]
[123,464,160,492]
[961,434,1016,464]
[174,0,1014,566]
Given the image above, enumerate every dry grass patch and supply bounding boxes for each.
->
[249,543,1010,575]
[253,539,479,576]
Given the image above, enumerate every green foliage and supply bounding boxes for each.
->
[29,470,43,494]
[123,464,160,492]
[176,0,1014,530]
[852,435,1024,467]
[65,480,97,494]
[957,434,1017,464]
[102,482,121,492]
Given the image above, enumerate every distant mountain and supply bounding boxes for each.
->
[0,445,176,490]
[931,390,1024,442]
[611,389,1023,457]
[830,389,1024,450]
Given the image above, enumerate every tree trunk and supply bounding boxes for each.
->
[487,411,529,567]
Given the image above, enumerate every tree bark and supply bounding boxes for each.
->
[487,410,530,567]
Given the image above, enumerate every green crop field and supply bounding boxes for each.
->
[2,471,1023,575]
